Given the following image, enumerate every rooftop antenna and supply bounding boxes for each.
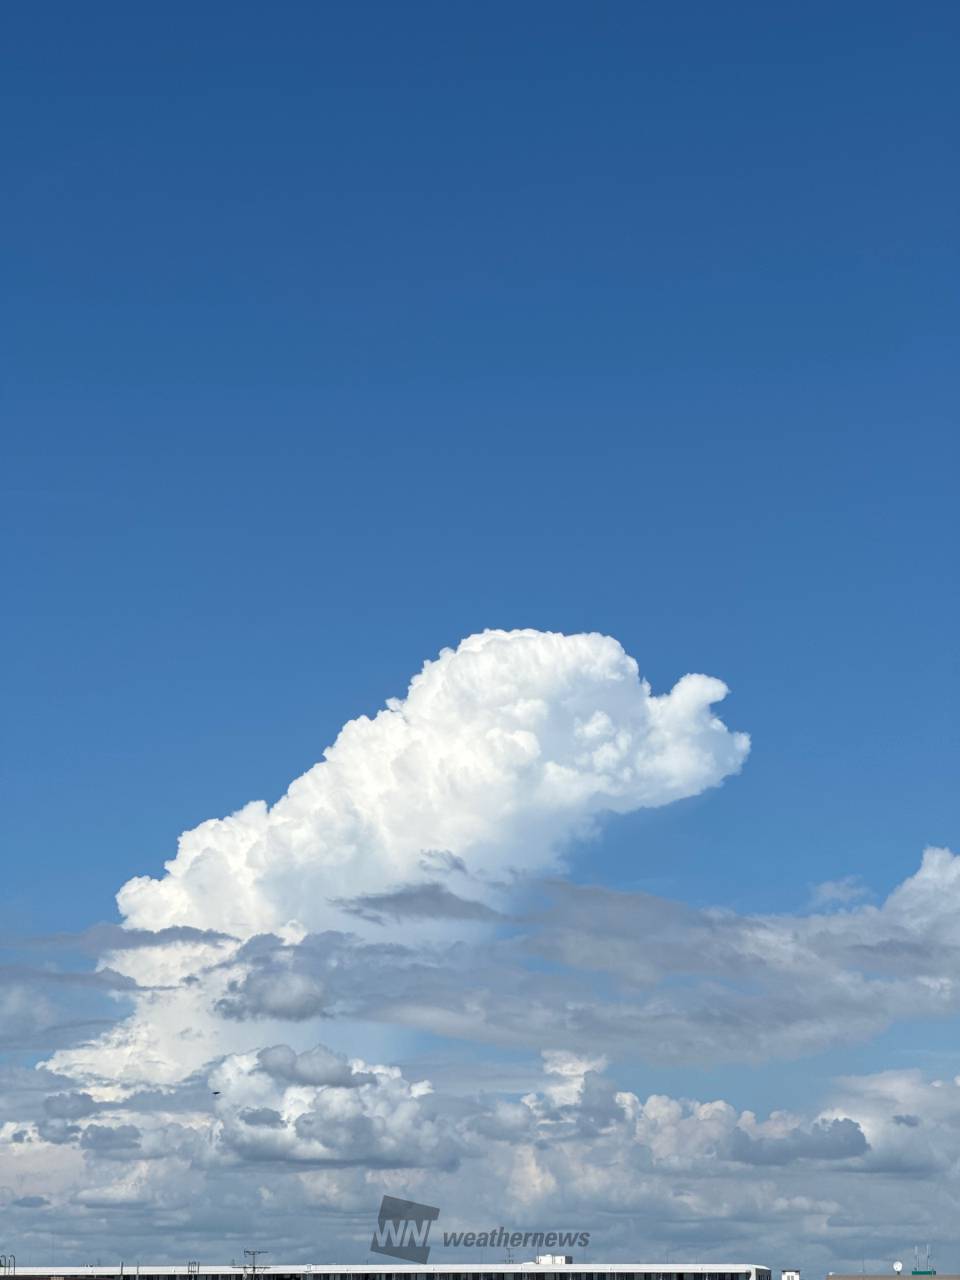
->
[912,1246,935,1276]
[245,1250,268,1280]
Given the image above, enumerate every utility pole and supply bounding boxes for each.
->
[244,1250,268,1280]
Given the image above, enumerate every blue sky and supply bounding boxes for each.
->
[2,1,959,1268]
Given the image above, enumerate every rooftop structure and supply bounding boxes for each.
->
[8,1265,772,1280]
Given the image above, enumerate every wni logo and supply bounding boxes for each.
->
[370,1195,440,1264]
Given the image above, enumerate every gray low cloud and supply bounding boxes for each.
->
[333,881,505,925]
[27,923,237,953]
[177,848,960,1070]
[80,1123,142,1153]
[5,845,960,1270]
[216,965,328,1021]
[730,1117,868,1164]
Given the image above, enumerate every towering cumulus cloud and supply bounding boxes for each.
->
[117,629,750,938]
[45,629,748,1092]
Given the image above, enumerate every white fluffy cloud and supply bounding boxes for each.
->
[210,1044,460,1168]
[45,629,748,1091]
[116,629,748,940]
[10,1045,953,1274]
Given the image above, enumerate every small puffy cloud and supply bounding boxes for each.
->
[211,1044,457,1169]
[540,1049,609,1106]
[44,1091,99,1119]
[36,1117,83,1145]
[254,1043,370,1088]
[730,1117,868,1164]
[238,1107,284,1128]
[217,966,327,1021]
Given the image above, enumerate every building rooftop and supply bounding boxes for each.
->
[9,1266,770,1276]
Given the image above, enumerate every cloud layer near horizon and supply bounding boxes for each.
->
[6,1044,960,1275]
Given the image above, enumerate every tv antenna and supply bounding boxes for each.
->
[245,1251,268,1279]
